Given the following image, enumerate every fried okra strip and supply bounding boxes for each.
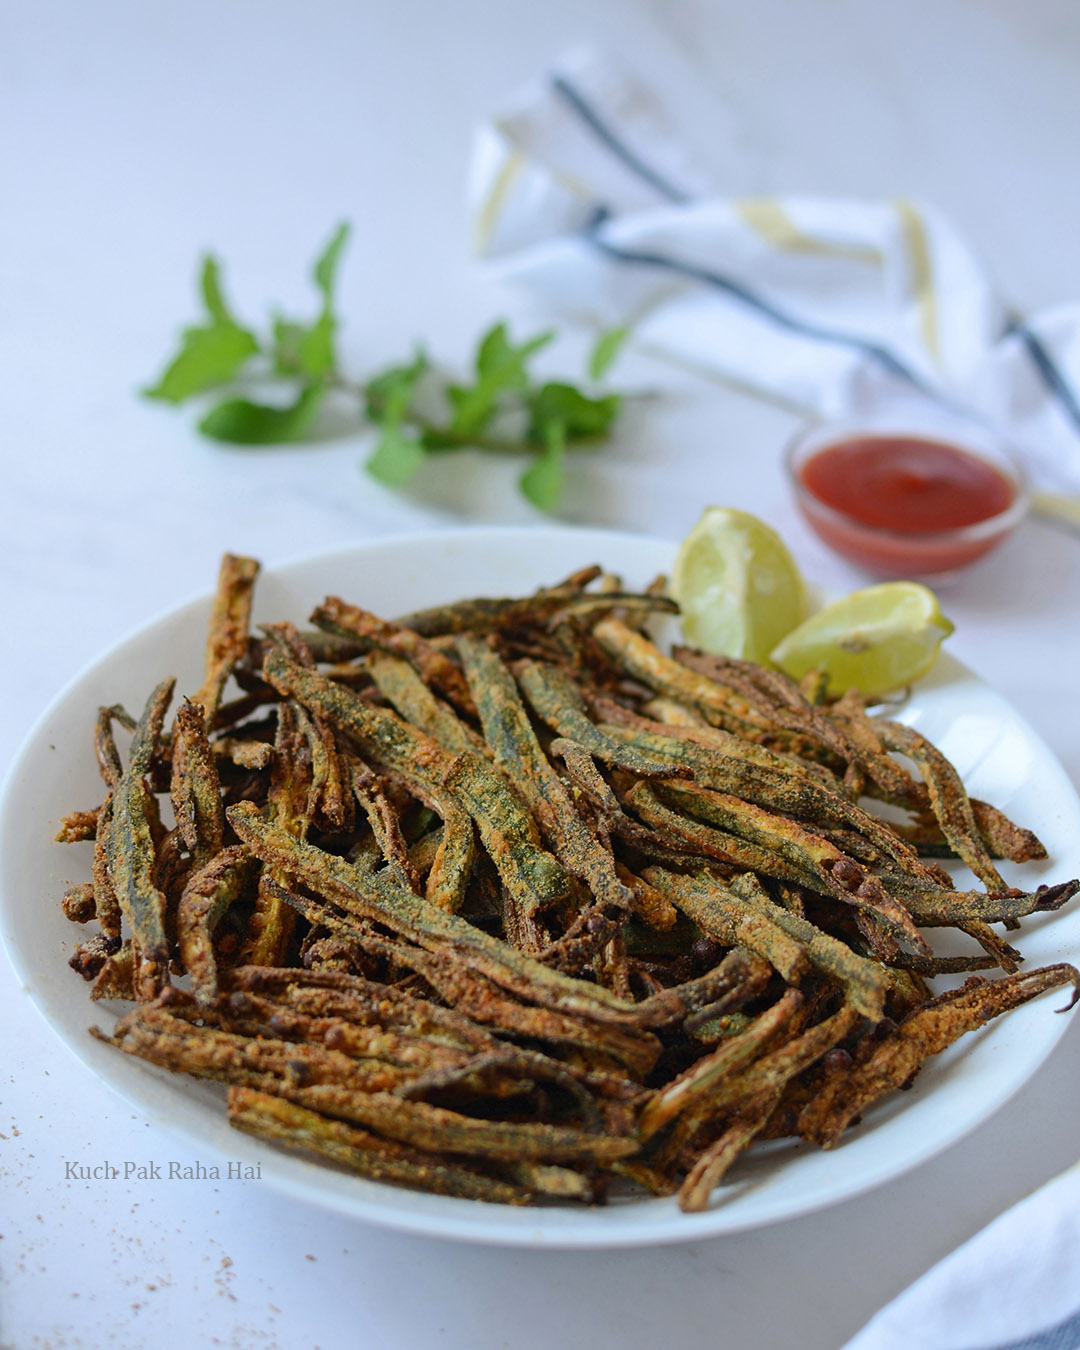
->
[678,1095,777,1211]
[169,699,225,869]
[89,941,136,1002]
[244,1079,636,1163]
[970,799,1047,862]
[678,1005,863,1211]
[176,846,256,1005]
[725,873,885,1017]
[458,636,633,916]
[192,554,260,717]
[91,794,123,938]
[260,911,658,1077]
[95,704,134,788]
[638,989,803,1140]
[55,808,101,843]
[367,651,483,756]
[799,964,1080,1148]
[375,767,477,915]
[417,801,475,915]
[312,596,476,716]
[549,740,701,869]
[613,862,678,931]
[236,700,310,969]
[673,648,875,787]
[627,781,928,956]
[394,577,671,638]
[105,1002,402,1092]
[106,677,175,999]
[592,617,771,737]
[878,876,1079,926]
[227,803,657,1028]
[292,700,351,833]
[516,660,692,778]
[644,868,810,986]
[635,948,775,1029]
[262,650,571,917]
[892,804,1048,864]
[212,989,505,1081]
[652,778,928,952]
[225,963,495,1049]
[227,1088,530,1205]
[348,759,423,895]
[874,719,1008,892]
[213,737,274,771]
[590,711,943,886]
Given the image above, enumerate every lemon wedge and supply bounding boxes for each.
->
[770,581,954,697]
[670,508,807,663]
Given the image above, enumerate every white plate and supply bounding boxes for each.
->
[3,526,1079,1249]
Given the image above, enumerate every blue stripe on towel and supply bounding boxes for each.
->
[550,74,691,204]
[1008,319,1080,438]
[972,1303,1080,1350]
[582,207,927,389]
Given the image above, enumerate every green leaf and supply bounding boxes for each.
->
[200,255,235,325]
[364,350,428,423]
[313,222,350,303]
[296,310,337,379]
[589,325,630,381]
[145,250,259,402]
[527,383,620,443]
[449,323,555,438]
[475,323,553,381]
[198,384,324,444]
[144,322,259,404]
[272,316,307,375]
[520,420,566,512]
[366,423,427,486]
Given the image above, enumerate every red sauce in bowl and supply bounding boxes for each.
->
[793,435,1022,576]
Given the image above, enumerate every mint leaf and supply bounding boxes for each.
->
[520,420,566,512]
[365,350,428,423]
[366,424,427,486]
[449,323,554,438]
[527,383,620,442]
[198,384,324,444]
[296,310,336,379]
[589,325,629,381]
[475,323,553,382]
[145,252,258,402]
[200,255,235,325]
[272,316,307,375]
[268,224,350,382]
[313,222,350,302]
[144,322,258,403]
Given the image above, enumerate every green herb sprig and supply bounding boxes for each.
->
[144,223,629,512]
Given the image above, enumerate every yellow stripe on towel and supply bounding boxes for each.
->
[894,198,941,363]
[472,145,526,256]
[734,198,883,267]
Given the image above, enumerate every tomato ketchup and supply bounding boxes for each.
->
[792,433,1023,576]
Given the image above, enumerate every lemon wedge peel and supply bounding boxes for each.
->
[769,581,955,698]
[670,508,807,665]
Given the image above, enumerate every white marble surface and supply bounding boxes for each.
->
[4,2,1080,1347]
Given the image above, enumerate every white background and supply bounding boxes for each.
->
[4,2,1080,1347]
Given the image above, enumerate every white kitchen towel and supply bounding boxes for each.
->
[841,1164,1080,1350]
[470,49,1080,500]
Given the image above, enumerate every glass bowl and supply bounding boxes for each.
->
[784,409,1029,582]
